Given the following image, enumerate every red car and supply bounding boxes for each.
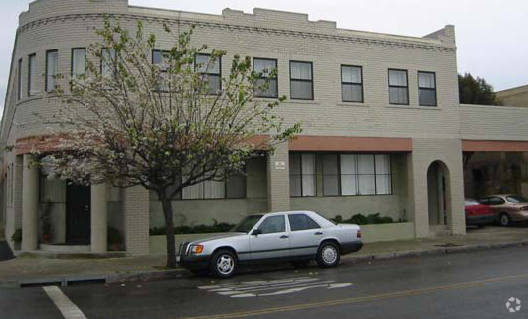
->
[465,199,496,227]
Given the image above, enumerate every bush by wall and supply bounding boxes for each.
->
[331,213,402,225]
[150,221,235,236]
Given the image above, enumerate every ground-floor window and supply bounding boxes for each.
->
[289,153,316,197]
[323,154,392,196]
[181,173,246,200]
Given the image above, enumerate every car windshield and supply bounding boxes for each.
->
[506,195,528,203]
[465,199,480,206]
[231,215,263,233]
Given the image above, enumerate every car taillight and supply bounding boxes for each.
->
[357,230,362,238]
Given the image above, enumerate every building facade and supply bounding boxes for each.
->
[2,0,528,256]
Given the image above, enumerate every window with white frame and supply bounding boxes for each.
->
[101,49,116,77]
[418,71,437,106]
[289,153,316,197]
[290,61,313,100]
[323,154,392,196]
[341,65,363,102]
[388,69,409,105]
[195,53,221,95]
[253,58,278,98]
[72,48,86,77]
[152,50,170,92]
[46,50,59,92]
[28,53,36,96]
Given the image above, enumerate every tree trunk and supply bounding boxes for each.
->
[160,195,177,269]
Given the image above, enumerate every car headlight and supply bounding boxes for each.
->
[190,244,204,255]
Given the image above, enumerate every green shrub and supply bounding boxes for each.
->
[150,221,236,236]
[331,213,395,225]
[11,228,22,243]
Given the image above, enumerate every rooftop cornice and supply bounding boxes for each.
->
[18,12,456,53]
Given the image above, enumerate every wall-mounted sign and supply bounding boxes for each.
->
[275,161,286,170]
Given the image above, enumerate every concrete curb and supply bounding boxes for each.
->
[2,240,528,288]
[344,240,528,263]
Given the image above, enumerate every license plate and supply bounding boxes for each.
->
[176,256,181,262]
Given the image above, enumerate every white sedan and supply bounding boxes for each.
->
[177,211,363,277]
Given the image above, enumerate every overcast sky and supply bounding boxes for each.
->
[1,0,527,114]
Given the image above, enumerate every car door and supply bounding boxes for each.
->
[487,196,506,214]
[249,215,290,261]
[287,213,322,258]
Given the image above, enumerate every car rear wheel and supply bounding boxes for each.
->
[500,213,512,227]
[316,241,340,268]
[210,249,238,278]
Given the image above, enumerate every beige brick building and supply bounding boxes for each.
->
[2,0,528,256]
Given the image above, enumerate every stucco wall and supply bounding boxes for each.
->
[460,104,528,141]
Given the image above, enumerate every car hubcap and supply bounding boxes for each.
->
[501,215,509,226]
[217,255,234,275]
[322,246,337,264]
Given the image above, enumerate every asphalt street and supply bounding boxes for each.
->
[1,246,527,319]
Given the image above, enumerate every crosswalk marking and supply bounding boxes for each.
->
[43,286,88,319]
[198,277,353,298]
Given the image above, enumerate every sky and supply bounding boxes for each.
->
[0,0,527,114]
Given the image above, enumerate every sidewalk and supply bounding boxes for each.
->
[0,226,527,288]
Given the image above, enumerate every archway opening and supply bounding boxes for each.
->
[427,160,451,231]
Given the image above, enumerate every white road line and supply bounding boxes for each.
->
[43,286,88,319]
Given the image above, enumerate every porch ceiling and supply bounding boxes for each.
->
[289,135,412,152]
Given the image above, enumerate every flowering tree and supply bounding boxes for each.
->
[45,19,300,268]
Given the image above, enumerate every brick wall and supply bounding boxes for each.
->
[123,185,149,256]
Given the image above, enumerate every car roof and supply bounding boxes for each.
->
[483,194,514,198]
[263,210,316,216]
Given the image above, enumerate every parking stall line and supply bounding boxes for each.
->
[42,286,88,319]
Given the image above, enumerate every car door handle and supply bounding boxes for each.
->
[314,232,323,235]
[280,235,289,239]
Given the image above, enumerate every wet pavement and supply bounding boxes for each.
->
[1,246,527,319]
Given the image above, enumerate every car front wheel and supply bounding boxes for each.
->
[500,213,512,227]
[316,241,340,268]
[210,249,238,278]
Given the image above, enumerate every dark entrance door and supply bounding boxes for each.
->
[66,184,91,245]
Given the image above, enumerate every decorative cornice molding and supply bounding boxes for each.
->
[18,12,455,52]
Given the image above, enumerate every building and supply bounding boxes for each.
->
[2,0,528,256]
[496,85,528,108]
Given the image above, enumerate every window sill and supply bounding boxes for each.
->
[336,102,369,107]
[284,100,321,105]
[385,105,441,110]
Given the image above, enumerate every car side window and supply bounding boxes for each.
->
[489,197,505,205]
[288,214,321,231]
[258,216,285,234]
[479,198,489,205]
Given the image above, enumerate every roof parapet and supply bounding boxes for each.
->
[423,25,456,45]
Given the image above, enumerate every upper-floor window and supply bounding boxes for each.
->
[28,53,36,97]
[341,65,363,102]
[101,49,116,77]
[323,154,392,196]
[46,50,58,92]
[253,58,278,98]
[72,48,86,76]
[195,53,221,95]
[17,59,22,100]
[418,71,437,106]
[289,153,316,197]
[388,69,409,105]
[290,61,313,100]
[152,50,170,92]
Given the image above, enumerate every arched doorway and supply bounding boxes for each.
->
[427,160,451,232]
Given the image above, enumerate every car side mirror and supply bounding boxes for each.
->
[252,229,262,236]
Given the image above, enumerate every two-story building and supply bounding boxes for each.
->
[2,0,528,256]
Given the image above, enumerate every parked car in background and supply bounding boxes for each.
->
[177,211,363,278]
[464,199,496,227]
[478,194,528,227]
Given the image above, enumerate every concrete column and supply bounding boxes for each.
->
[21,154,39,251]
[266,142,290,212]
[90,183,107,253]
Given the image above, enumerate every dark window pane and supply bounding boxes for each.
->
[288,214,320,231]
[419,89,436,106]
[255,78,278,98]
[389,87,408,104]
[342,83,363,102]
[291,80,313,99]
[258,215,285,234]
